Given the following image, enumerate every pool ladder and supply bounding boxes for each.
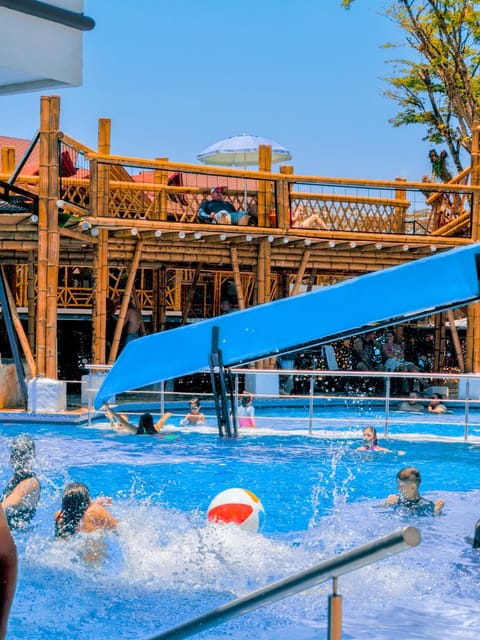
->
[145,526,420,640]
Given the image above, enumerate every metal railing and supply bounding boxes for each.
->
[145,526,420,640]
[82,366,480,439]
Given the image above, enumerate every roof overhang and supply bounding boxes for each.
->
[0,1,94,95]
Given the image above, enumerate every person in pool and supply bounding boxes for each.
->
[236,391,256,428]
[0,506,17,640]
[428,393,447,414]
[472,519,480,549]
[54,482,118,565]
[104,407,172,434]
[1,434,40,530]
[180,402,206,425]
[383,466,444,516]
[54,482,118,538]
[356,426,390,452]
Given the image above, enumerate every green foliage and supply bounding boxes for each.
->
[342,0,480,172]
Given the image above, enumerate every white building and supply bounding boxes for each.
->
[0,0,94,95]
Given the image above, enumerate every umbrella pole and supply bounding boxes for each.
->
[243,154,248,213]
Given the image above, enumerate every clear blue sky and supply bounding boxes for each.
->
[1,0,437,181]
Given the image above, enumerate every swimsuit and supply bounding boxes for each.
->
[1,471,39,529]
[393,496,435,516]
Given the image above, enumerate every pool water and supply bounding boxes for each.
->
[1,416,479,640]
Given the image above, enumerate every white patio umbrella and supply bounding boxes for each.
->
[197,133,292,212]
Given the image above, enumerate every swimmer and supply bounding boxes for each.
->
[356,426,389,452]
[472,519,480,549]
[54,482,118,538]
[383,466,444,516]
[180,403,206,426]
[237,391,256,428]
[0,506,17,640]
[428,393,447,414]
[104,406,172,434]
[1,434,41,530]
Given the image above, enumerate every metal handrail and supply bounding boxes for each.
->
[145,526,420,640]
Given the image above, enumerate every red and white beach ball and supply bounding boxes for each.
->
[207,488,265,532]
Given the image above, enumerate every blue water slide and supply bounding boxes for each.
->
[94,243,480,409]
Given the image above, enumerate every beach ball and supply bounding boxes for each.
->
[207,488,265,532]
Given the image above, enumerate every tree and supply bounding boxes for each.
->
[342,1,480,172]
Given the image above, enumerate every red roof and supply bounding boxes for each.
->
[0,136,39,174]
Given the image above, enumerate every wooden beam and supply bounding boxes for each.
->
[230,247,246,310]
[181,263,203,324]
[291,249,311,296]
[108,239,144,364]
[0,266,36,377]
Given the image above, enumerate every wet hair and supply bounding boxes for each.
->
[241,393,253,407]
[136,412,155,435]
[55,482,91,539]
[10,434,36,471]
[431,392,443,400]
[397,467,421,485]
[189,398,201,409]
[363,426,378,446]
[473,519,480,549]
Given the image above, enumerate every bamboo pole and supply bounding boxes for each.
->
[27,251,36,351]
[258,145,272,227]
[45,96,61,379]
[36,96,54,376]
[1,146,15,174]
[447,310,465,372]
[229,247,246,310]
[0,266,36,377]
[108,239,144,364]
[159,265,167,331]
[92,118,111,364]
[291,249,311,296]
[182,263,203,325]
[154,157,168,221]
[278,165,294,230]
[466,121,480,372]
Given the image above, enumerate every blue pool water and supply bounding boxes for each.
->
[1,412,479,640]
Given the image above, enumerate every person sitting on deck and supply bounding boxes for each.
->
[383,466,444,516]
[1,435,40,530]
[291,204,327,229]
[198,186,249,225]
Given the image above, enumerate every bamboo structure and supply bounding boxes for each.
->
[1,96,480,387]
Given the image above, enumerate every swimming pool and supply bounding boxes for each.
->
[1,414,479,640]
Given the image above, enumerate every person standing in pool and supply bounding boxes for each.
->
[1,434,40,530]
[356,426,389,452]
[383,466,444,516]
[0,506,17,640]
[237,392,256,428]
[180,402,206,425]
[428,393,447,414]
